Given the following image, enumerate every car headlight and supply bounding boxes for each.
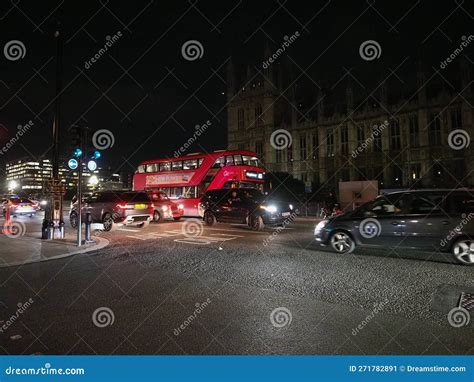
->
[162,205,168,211]
[289,204,293,210]
[178,204,184,210]
[314,220,329,235]
[40,200,47,206]
[261,205,277,213]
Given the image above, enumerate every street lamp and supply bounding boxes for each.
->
[8,180,18,192]
[88,175,99,187]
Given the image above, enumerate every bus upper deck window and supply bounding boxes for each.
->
[233,155,243,165]
[160,162,171,172]
[212,157,224,168]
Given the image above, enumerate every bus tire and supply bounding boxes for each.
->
[204,211,216,226]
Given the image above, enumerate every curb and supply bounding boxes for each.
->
[0,236,110,268]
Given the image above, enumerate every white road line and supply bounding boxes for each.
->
[117,228,141,232]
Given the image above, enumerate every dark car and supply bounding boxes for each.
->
[314,189,474,265]
[70,191,153,231]
[199,188,294,230]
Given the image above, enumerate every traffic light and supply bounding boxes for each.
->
[70,125,82,147]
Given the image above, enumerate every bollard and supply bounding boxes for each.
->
[4,207,12,235]
[84,212,93,243]
[47,221,55,240]
[58,220,66,239]
[41,219,49,239]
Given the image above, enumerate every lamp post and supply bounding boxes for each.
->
[43,14,65,239]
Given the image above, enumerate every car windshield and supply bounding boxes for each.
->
[241,189,264,202]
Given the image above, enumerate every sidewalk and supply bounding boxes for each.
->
[0,230,109,268]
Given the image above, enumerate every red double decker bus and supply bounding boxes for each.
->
[133,150,265,216]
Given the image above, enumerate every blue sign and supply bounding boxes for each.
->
[87,160,97,171]
[68,158,78,170]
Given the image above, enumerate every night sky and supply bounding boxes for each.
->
[0,0,472,182]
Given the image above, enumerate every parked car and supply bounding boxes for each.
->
[148,190,184,222]
[199,188,294,230]
[314,189,474,265]
[70,191,153,231]
[1,197,37,217]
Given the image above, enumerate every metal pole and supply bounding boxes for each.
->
[77,155,82,247]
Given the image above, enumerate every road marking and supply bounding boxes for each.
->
[199,227,268,235]
[117,228,141,232]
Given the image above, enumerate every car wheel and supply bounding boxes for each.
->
[173,217,182,221]
[204,211,216,226]
[451,239,474,265]
[330,231,355,254]
[70,212,78,228]
[250,215,264,231]
[153,210,164,223]
[102,213,114,232]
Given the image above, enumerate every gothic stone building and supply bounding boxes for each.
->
[227,51,474,192]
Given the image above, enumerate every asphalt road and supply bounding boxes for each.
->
[0,214,473,355]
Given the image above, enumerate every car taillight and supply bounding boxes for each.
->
[116,204,128,209]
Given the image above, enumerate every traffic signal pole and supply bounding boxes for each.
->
[43,17,65,240]
[77,153,82,247]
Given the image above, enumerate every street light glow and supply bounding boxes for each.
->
[8,180,18,190]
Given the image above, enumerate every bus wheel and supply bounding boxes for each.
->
[204,211,216,226]
[153,210,164,223]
